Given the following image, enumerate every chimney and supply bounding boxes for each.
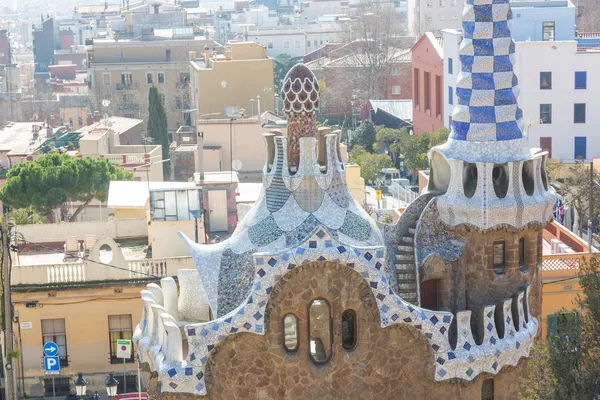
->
[256,95,261,116]
[250,98,255,116]
[194,132,204,181]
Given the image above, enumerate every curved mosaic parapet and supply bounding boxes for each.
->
[134,228,538,396]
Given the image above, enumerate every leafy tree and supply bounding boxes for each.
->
[519,257,600,399]
[352,120,377,152]
[397,127,449,171]
[0,153,133,221]
[148,86,171,180]
[349,145,393,184]
[374,127,408,167]
[274,54,302,92]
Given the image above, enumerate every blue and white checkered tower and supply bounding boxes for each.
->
[428,0,555,230]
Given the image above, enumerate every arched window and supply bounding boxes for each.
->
[482,378,494,400]
[308,299,332,365]
[341,310,357,350]
[492,164,509,199]
[463,162,478,198]
[282,313,299,352]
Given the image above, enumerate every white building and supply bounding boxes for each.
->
[442,0,596,162]
[299,0,348,23]
[407,0,465,37]
[245,21,342,57]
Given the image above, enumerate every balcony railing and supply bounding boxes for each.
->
[12,256,195,286]
[116,82,138,91]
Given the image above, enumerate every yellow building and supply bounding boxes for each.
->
[59,94,90,130]
[190,42,275,120]
[86,36,214,131]
[345,163,365,205]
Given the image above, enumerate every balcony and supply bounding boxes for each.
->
[116,82,138,91]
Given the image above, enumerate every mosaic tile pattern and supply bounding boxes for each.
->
[414,198,465,267]
[134,231,539,396]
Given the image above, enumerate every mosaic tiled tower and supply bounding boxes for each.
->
[132,3,554,397]
[281,64,319,169]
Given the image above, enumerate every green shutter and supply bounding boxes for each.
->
[547,314,557,338]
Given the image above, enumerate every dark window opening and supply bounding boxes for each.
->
[492,164,509,199]
[522,160,535,196]
[493,241,505,274]
[574,136,587,160]
[540,104,551,124]
[283,313,299,352]
[542,21,555,41]
[341,310,357,350]
[308,299,332,365]
[574,103,586,123]
[42,318,68,367]
[116,374,138,394]
[463,162,478,198]
[540,71,552,90]
[424,71,431,112]
[519,238,528,273]
[421,279,440,310]
[482,378,494,400]
[44,377,71,396]
[448,57,453,74]
[414,68,420,108]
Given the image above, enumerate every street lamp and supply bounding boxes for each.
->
[74,372,87,398]
[105,373,119,399]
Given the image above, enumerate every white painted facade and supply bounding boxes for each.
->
[442,32,600,162]
[408,0,465,37]
[245,23,342,57]
[442,28,461,130]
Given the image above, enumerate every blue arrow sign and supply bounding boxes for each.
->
[44,356,60,373]
[43,341,59,357]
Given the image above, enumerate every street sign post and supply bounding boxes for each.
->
[43,341,59,357]
[117,339,132,393]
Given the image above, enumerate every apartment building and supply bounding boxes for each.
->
[87,34,212,132]
[442,0,594,162]
[189,42,275,120]
[407,0,464,37]
[245,22,343,57]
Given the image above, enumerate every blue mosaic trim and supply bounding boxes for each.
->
[136,229,538,396]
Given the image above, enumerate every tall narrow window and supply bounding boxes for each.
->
[540,104,552,124]
[574,136,587,160]
[493,241,505,274]
[435,75,442,117]
[574,103,586,123]
[42,318,68,367]
[519,238,528,273]
[166,49,171,61]
[424,71,431,112]
[575,71,587,89]
[158,72,165,84]
[482,379,494,400]
[108,314,134,363]
[414,68,420,108]
[341,310,357,350]
[146,72,153,84]
[448,57,453,74]
[282,314,299,352]
[448,86,453,105]
[540,72,552,90]
[542,21,555,41]
[308,299,332,365]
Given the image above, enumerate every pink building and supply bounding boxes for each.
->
[410,32,444,136]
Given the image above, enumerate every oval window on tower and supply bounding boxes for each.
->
[341,310,357,350]
[492,163,509,199]
[522,160,535,196]
[282,313,299,352]
[463,162,478,198]
[308,299,332,365]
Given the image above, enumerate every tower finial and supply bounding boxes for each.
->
[281,63,320,169]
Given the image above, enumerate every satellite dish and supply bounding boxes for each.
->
[32,113,39,121]
[220,80,227,88]
[102,99,111,107]
[232,159,242,171]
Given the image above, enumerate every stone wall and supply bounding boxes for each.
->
[421,225,543,337]
[148,262,530,399]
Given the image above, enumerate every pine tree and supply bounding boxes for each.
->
[148,86,171,180]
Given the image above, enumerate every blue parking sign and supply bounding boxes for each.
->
[44,356,60,374]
